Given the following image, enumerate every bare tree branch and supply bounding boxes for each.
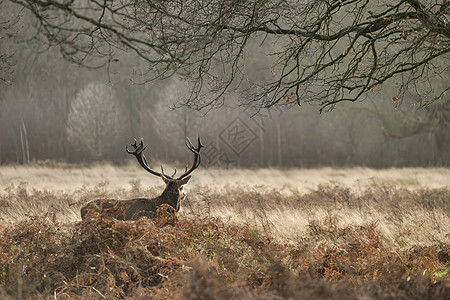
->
[4,0,450,110]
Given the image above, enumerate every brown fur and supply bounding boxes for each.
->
[80,176,190,220]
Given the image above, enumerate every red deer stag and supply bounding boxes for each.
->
[81,137,203,220]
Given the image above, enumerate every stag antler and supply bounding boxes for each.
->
[126,137,203,180]
[176,136,204,180]
[126,139,165,177]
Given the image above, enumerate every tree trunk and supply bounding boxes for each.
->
[259,126,264,167]
[20,119,30,165]
[126,86,142,139]
[276,119,282,167]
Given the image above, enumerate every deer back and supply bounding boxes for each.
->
[81,197,161,220]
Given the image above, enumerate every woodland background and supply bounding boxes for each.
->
[1,2,449,168]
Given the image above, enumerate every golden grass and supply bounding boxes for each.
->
[1,164,449,193]
[0,165,449,245]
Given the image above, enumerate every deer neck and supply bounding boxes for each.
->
[159,184,181,211]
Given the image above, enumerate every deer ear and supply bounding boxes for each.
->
[179,176,191,186]
[161,174,170,184]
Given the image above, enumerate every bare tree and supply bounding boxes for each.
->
[67,82,127,160]
[369,97,450,164]
[152,79,200,136]
[0,0,21,85]
[5,0,449,111]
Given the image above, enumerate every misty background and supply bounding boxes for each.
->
[1,4,449,168]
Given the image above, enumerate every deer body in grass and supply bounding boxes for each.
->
[80,137,203,221]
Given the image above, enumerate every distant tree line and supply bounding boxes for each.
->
[0,69,448,167]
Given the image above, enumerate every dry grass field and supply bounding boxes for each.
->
[0,164,449,299]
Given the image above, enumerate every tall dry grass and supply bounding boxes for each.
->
[0,165,449,245]
[186,183,449,246]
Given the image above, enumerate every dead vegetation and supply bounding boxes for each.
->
[0,209,448,299]
[0,167,449,299]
